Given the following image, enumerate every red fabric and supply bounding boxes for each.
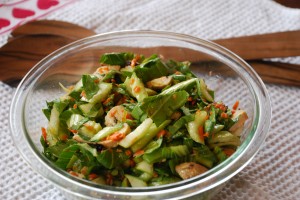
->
[0,0,76,34]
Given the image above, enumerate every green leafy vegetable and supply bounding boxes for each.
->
[97,149,129,169]
[214,146,228,163]
[55,143,96,169]
[100,52,133,66]
[140,91,189,126]
[192,145,217,168]
[143,145,189,163]
[96,149,117,169]
[41,52,246,187]
[134,57,169,82]
[208,131,241,148]
[168,115,194,135]
[82,75,99,100]
[144,137,163,154]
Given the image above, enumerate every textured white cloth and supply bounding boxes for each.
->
[1,0,300,199]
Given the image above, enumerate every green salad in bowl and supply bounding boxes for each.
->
[41,52,248,187]
[10,31,271,200]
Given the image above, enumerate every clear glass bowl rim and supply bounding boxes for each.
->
[9,30,271,198]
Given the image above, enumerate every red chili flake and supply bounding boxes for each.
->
[60,134,68,141]
[107,132,125,141]
[221,112,228,118]
[125,149,132,156]
[130,78,135,85]
[198,126,204,141]
[41,127,47,141]
[232,101,239,110]
[103,97,111,105]
[203,132,209,138]
[134,86,141,93]
[81,90,86,98]
[214,102,226,111]
[88,173,98,180]
[157,130,167,138]
[73,104,78,109]
[83,123,94,131]
[69,171,78,177]
[133,149,145,157]
[126,113,133,120]
[69,129,78,134]
[223,148,235,157]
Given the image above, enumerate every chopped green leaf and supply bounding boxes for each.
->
[134,57,169,82]
[55,143,96,169]
[144,137,163,154]
[100,52,133,66]
[168,115,194,135]
[140,91,189,126]
[82,75,99,100]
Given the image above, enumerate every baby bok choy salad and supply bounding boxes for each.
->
[41,52,248,187]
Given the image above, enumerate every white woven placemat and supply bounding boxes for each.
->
[1,0,300,199]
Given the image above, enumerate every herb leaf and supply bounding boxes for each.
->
[100,52,133,66]
[140,91,189,126]
[55,143,97,169]
[134,57,169,82]
[82,75,99,100]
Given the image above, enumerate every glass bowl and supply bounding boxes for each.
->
[10,30,271,200]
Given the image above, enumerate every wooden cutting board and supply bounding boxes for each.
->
[0,20,299,87]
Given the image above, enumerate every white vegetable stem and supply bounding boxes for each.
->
[119,118,153,148]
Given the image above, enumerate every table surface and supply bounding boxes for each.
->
[1,0,300,199]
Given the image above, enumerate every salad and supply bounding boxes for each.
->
[41,52,248,187]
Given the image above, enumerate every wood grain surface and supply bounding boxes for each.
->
[275,0,300,8]
[0,20,299,87]
[214,30,300,60]
[11,20,95,40]
[0,34,74,86]
[248,60,300,86]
